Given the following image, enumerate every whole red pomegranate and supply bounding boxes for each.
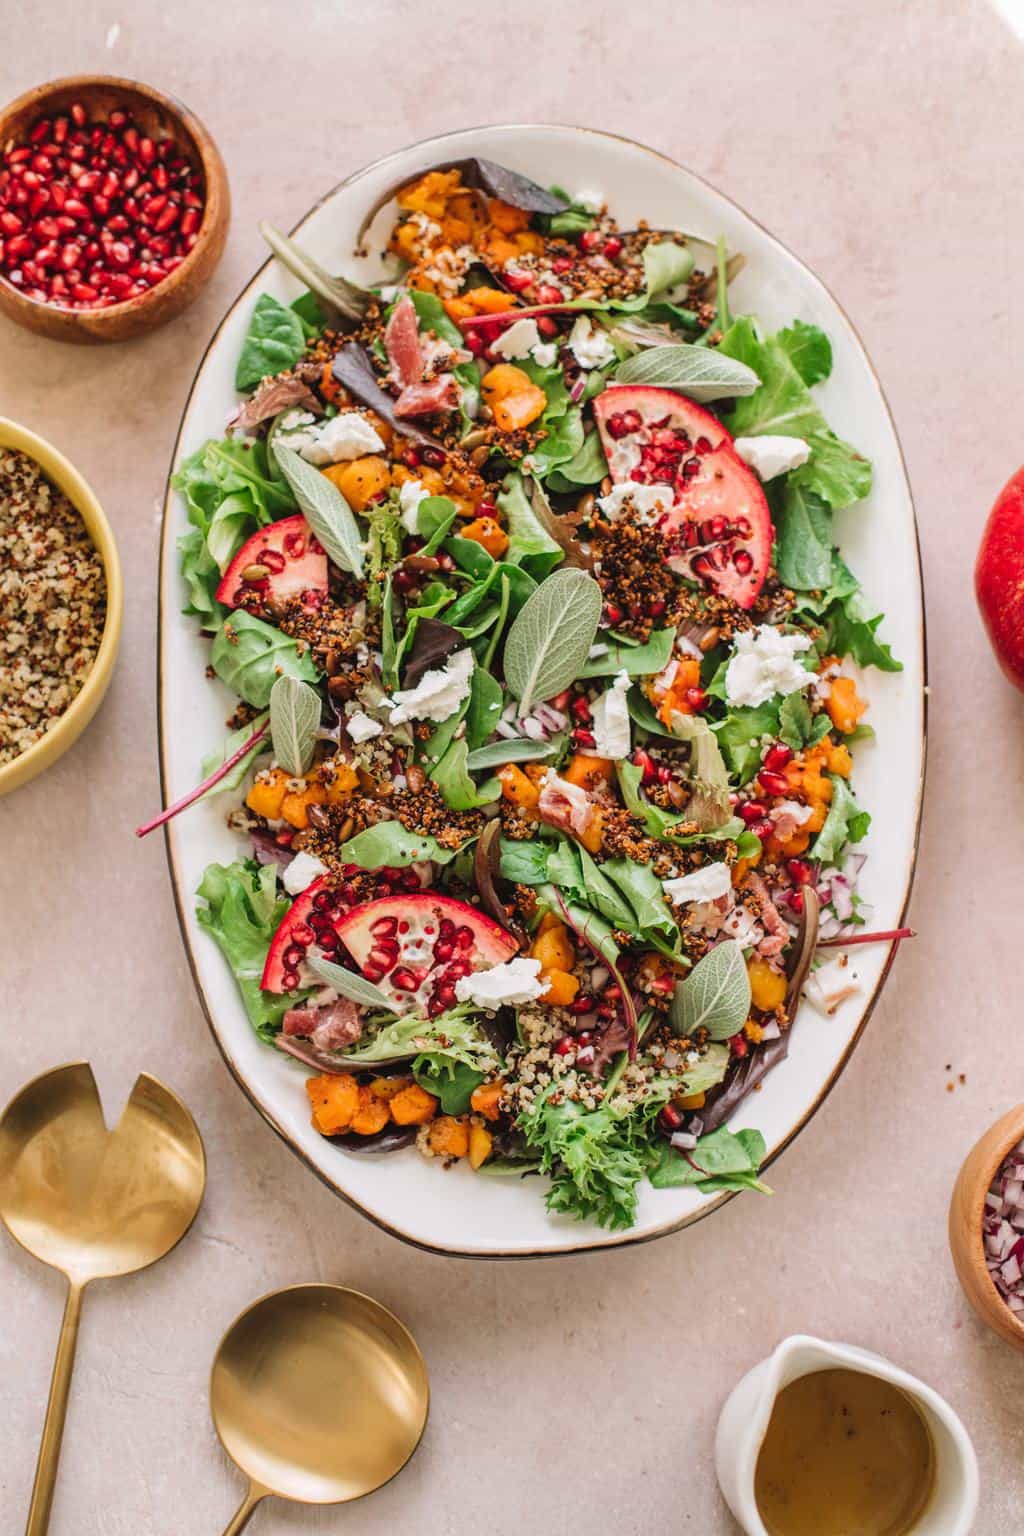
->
[976,467,1024,691]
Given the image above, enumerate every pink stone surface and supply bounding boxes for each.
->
[2,2,1024,1529]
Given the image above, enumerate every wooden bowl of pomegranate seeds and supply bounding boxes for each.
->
[0,75,229,343]
[949,1103,1024,1354]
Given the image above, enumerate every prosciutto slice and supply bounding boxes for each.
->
[742,870,790,960]
[282,997,363,1052]
[394,374,460,418]
[538,773,595,838]
[227,373,320,435]
[384,295,424,389]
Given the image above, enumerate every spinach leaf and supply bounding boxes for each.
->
[776,319,832,385]
[499,835,553,885]
[649,1125,770,1194]
[712,701,781,782]
[431,737,500,811]
[579,627,676,679]
[235,294,307,392]
[545,429,608,491]
[465,664,504,749]
[774,482,833,591]
[196,861,301,1038]
[210,611,319,708]
[338,822,468,868]
[601,856,678,939]
[413,1059,485,1115]
[810,775,870,864]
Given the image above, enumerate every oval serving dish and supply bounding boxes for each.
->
[158,124,925,1257]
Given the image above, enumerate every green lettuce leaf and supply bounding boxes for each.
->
[810,774,871,863]
[210,611,319,709]
[776,320,832,385]
[235,294,307,392]
[196,861,299,1039]
[649,1125,770,1194]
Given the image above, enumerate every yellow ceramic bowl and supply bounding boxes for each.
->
[0,418,122,795]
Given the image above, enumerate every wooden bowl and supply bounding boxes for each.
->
[0,417,123,794]
[0,75,229,344]
[949,1103,1024,1353]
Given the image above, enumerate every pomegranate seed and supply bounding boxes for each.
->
[281,969,300,991]
[604,603,624,625]
[788,891,805,915]
[554,1037,575,1057]
[763,742,793,772]
[536,316,559,337]
[787,858,813,885]
[108,108,128,129]
[750,818,775,841]
[455,924,475,950]
[551,256,573,273]
[370,914,398,937]
[728,1033,749,1058]
[390,966,419,992]
[568,995,594,1015]
[684,687,708,712]
[464,331,486,357]
[632,748,657,785]
[70,102,87,126]
[579,229,603,251]
[659,1104,683,1132]
[535,283,563,304]
[421,445,446,468]
[602,236,623,258]
[570,695,592,722]
[572,728,596,749]
[0,211,23,234]
[503,266,533,293]
[71,281,97,301]
[757,768,790,798]
[733,549,754,575]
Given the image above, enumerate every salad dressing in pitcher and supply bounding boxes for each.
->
[754,1368,935,1536]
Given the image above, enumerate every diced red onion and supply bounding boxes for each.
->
[983,1139,1024,1314]
[670,1131,698,1150]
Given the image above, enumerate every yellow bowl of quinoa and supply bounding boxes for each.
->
[0,418,122,795]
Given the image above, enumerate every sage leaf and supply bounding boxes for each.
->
[273,443,365,577]
[269,674,321,777]
[615,343,760,402]
[465,738,555,770]
[307,951,397,1012]
[671,940,751,1041]
[258,221,371,324]
[504,567,603,713]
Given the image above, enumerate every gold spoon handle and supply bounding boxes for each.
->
[25,1278,84,1536]
[220,1483,268,1535]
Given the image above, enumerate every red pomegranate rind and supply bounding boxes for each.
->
[216,514,327,609]
[593,385,773,610]
[262,877,349,993]
[976,465,1024,693]
[336,893,518,1017]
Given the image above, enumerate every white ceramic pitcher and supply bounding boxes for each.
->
[715,1335,979,1535]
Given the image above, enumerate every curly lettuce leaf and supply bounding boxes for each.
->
[518,1085,654,1230]
[810,774,871,863]
[196,861,299,1039]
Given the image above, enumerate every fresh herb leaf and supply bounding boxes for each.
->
[615,343,759,401]
[649,1125,770,1194]
[306,952,396,1012]
[235,294,306,392]
[545,429,608,492]
[210,611,319,709]
[774,482,834,590]
[431,737,500,811]
[413,1059,485,1115]
[778,694,830,752]
[504,568,603,712]
[465,738,554,770]
[671,940,751,1041]
[273,443,365,577]
[268,674,321,776]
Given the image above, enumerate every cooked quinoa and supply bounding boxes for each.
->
[0,448,106,766]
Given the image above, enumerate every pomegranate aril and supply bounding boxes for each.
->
[787,858,813,885]
[659,1103,683,1132]
[390,966,419,992]
[763,742,793,772]
[370,915,398,937]
[750,818,775,841]
[757,768,790,798]
[554,1037,575,1057]
[0,211,23,234]
[281,969,300,991]
[602,236,623,258]
[739,799,769,825]
[433,940,455,962]
[29,119,52,144]
[733,550,754,575]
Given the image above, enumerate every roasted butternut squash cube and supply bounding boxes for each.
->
[306,1073,359,1136]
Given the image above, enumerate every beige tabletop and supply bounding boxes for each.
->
[3,2,1024,1530]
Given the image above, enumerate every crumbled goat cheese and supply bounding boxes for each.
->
[282,851,328,895]
[531,341,558,367]
[492,318,544,360]
[663,862,733,904]
[725,624,814,708]
[589,669,632,760]
[398,477,429,534]
[455,957,546,1010]
[804,953,861,1016]
[388,647,474,726]
[597,481,675,522]
[279,410,384,466]
[346,710,383,743]
[733,435,811,481]
[568,316,616,370]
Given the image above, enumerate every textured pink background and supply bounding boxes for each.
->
[2,2,1023,1529]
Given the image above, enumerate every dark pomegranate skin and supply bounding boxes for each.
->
[976,466,1024,691]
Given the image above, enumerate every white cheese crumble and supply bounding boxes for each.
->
[725,624,814,709]
[804,953,861,1016]
[733,435,811,481]
[398,476,429,534]
[531,341,558,367]
[491,318,543,360]
[282,851,328,896]
[346,710,383,744]
[663,862,733,905]
[388,647,475,726]
[279,410,385,466]
[454,956,545,1010]
[597,481,675,522]
[568,316,616,370]
[588,669,632,760]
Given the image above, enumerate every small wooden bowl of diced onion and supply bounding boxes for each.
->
[949,1104,1024,1354]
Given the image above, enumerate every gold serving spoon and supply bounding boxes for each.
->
[210,1283,430,1533]
[0,1062,206,1536]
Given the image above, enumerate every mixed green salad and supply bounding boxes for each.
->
[160,156,900,1231]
